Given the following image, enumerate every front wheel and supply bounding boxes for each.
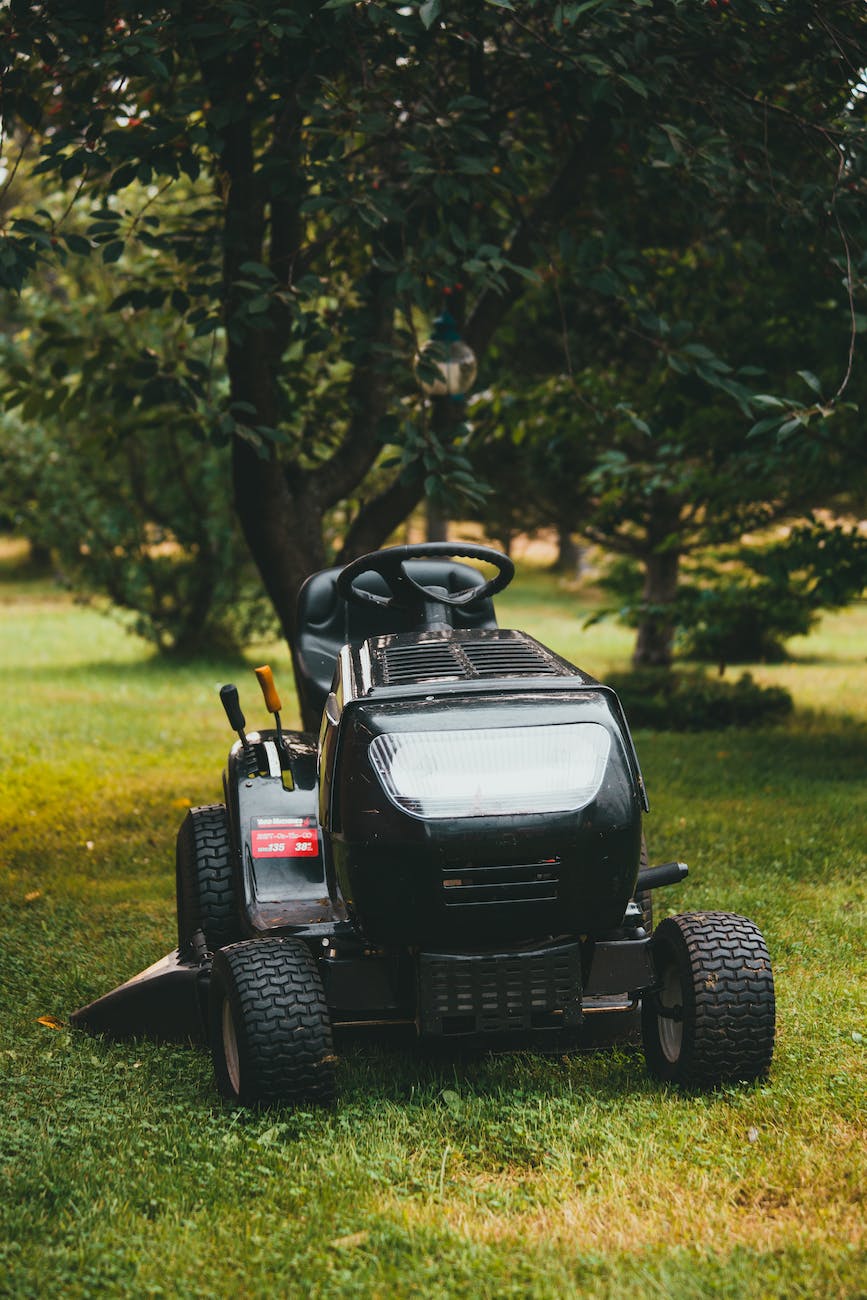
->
[209,939,335,1108]
[642,911,774,1088]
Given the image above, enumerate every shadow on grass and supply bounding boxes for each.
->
[1,653,263,687]
[333,1034,648,1103]
[638,721,867,793]
[775,649,867,666]
[61,1023,653,1114]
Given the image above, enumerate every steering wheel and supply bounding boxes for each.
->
[336,542,515,612]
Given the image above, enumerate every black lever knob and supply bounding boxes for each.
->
[219,683,246,734]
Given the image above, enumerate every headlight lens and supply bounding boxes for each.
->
[368,722,611,820]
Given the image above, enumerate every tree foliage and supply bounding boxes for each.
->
[2,2,866,696]
[677,521,867,667]
[0,253,274,653]
[467,53,867,664]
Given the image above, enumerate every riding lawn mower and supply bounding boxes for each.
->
[72,543,775,1106]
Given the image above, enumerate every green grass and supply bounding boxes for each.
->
[1,546,865,1298]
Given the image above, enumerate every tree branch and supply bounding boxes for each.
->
[336,463,425,564]
[465,115,612,357]
[310,231,400,509]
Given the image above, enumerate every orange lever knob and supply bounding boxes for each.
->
[254,665,282,714]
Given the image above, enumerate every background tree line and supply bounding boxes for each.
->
[2,0,866,721]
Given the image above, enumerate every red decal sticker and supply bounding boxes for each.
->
[252,827,320,859]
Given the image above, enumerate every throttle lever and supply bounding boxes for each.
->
[254,665,284,751]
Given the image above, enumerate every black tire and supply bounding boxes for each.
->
[209,938,336,1108]
[176,804,239,955]
[642,911,775,1088]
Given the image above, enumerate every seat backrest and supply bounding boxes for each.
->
[292,559,499,726]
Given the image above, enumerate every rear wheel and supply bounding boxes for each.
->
[176,804,239,956]
[209,939,335,1108]
[642,911,775,1088]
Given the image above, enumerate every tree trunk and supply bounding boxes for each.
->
[552,525,581,577]
[426,497,449,543]
[200,58,611,725]
[232,441,326,647]
[27,539,52,571]
[632,547,680,670]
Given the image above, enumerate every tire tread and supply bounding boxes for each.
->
[643,910,775,1087]
[210,939,335,1107]
[176,804,238,953]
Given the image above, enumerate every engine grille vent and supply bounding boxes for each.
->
[441,859,560,908]
[380,641,466,685]
[376,633,570,688]
[460,640,559,677]
[418,942,582,1035]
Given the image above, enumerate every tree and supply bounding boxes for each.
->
[466,378,599,561]
[0,251,274,654]
[3,2,866,708]
[675,521,867,669]
[466,58,867,666]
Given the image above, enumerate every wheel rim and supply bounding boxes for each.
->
[657,960,684,1063]
[222,997,241,1096]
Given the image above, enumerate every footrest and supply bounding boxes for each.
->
[418,942,582,1036]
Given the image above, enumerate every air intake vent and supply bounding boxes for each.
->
[381,642,465,684]
[441,859,561,908]
[461,640,561,676]
[374,631,574,689]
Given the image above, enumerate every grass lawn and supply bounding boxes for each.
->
[1,540,865,1298]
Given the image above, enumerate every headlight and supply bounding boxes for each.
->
[368,722,611,820]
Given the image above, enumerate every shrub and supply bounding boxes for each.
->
[0,256,277,657]
[676,577,813,665]
[596,526,867,671]
[606,668,793,731]
[678,524,867,668]
[1,413,275,656]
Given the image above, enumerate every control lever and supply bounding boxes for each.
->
[219,683,251,751]
[254,665,284,751]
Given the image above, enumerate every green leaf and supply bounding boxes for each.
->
[16,94,42,128]
[570,0,615,17]
[60,152,86,181]
[619,73,648,98]
[796,369,822,396]
[455,155,492,175]
[102,240,124,264]
[778,416,806,439]
[746,415,783,439]
[126,290,150,311]
[64,234,92,255]
[419,0,441,28]
[110,162,139,192]
[194,317,221,337]
[238,262,275,281]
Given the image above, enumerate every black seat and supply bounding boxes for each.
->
[292,560,499,725]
